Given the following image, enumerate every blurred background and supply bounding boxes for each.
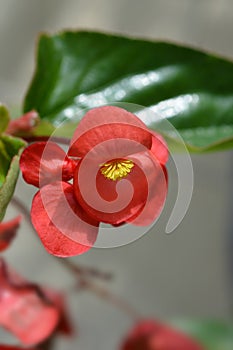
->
[0,0,233,349]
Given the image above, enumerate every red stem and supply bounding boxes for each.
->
[22,135,71,145]
[11,197,140,320]
[59,258,140,320]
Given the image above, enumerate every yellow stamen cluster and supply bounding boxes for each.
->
[100,159,134,181]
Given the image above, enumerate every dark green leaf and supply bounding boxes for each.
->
[171,319,233,350]
[0,104,10,133]
[0,134,26,221]
[24,31,233,152]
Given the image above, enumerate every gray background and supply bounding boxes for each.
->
[0,0,233,349]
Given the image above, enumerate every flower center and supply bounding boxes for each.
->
[100,159,134,181]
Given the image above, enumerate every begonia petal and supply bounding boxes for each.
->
[150,132,169,165]
[43,288,73,336]
[0,346,36,350]
[121,319,203,350]
[20,142,76,188]
[74,151,167,226]
[126,152,168,226]
[68,106,152,157]
[0,259,59,346]
[31,182,99,257]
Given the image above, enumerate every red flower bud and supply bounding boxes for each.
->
[6,111,39,136]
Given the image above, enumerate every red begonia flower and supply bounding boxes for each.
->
[121,319,204,350]
[0,259,59,345]
[0,216,21,252]
[20,106,168,257]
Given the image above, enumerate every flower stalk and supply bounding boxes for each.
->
[12,197,140,321]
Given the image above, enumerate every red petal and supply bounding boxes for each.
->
[0,346,36,350]
[6,110,39,136]
[68,106,152,157]
[74,151,167,225]
[31,182,99,257]
[74,159,144,224]
[121,319,204,350]
[150,132,169,165]
[0,259,59,346]
[0,216,21,252]
[126,152,167,226]
[43,288,73,336]
[20,142,76,188]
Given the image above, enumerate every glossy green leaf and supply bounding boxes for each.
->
[24,31,233,152]
[0,134,26,221]
[171,319,233,350]
[0,104,10,133]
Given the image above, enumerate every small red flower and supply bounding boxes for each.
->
[0,259,71,346]
[0,216,21,252]
[20,106,168,257]
[121,319,204,350]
